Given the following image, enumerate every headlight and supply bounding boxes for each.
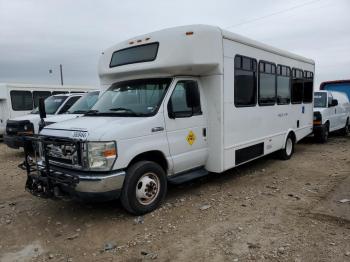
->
[87,141,117,171]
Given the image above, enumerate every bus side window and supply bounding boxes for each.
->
[10,90,33,111]
[52,91,69,95]
[234,55,257,107]
[258,61,276,106]
[303,71,313,103]
[291,68,303,104]
[277,65,291,105]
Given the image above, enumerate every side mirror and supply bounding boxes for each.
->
[39,98,47,119]
[331,99,338,106]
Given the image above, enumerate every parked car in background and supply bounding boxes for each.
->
[313,90,350,142]
[0,83,95,139]
[320,80,350,100]
[4,93,84,149]
[39,90,101,131]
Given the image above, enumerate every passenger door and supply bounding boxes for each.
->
[164,78,208,174]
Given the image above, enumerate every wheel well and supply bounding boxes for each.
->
[128,151,168,172]
[288,131,296,143]
[325,120,330,128]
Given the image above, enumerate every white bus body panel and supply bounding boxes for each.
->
[222,39,314,171]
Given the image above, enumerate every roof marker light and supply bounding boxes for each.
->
[186,31,194,36]
[129,41,134,45]
[137,39,142,43]
[145,37,150,41]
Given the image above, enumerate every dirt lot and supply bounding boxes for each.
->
[0,135,349,262]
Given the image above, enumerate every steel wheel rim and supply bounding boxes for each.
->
[286,138,293,156]
[135,172,160,205]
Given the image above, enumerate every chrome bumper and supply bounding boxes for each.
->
[75,171,126,193]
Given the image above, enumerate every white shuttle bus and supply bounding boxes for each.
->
[0,83,95,138]
[25,25,314,215]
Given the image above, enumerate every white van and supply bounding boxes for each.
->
[4,93,84,149]
[39,90,101,130]
[25,25,315,214]
[0,83,95,138]
[313,90,350,142]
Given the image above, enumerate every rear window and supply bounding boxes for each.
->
[110,42,159,67]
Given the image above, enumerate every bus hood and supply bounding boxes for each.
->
[40,115,162,141]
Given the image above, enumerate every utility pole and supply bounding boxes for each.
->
[59,64,64,86]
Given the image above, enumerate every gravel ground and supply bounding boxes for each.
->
[0,134,349,262]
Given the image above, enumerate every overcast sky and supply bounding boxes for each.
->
[0,0,349,88]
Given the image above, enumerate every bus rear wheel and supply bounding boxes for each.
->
[278,135,294,160]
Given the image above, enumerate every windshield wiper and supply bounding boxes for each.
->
[84,110,99,115]
[72,110,87,114]
[109,107,141,116]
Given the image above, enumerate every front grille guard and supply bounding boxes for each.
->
[21,135,83,198]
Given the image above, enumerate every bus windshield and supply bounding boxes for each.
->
[87,78,172,117]
[31,95,68,115]
[67,91,100,114]
[314,92,327,108]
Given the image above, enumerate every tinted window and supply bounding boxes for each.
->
[110,43,159,67]
[259,61,276,105]
[10,91,33,111]
[169,80,201,117]
[234,55,257,107]
[291,68,303,104]
[33,91,52,107]
[303,71,313,103]
[58,96,81,114]
[277,65,291,105]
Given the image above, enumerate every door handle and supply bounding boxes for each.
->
[151,127,164,132]
[202,128,207,137]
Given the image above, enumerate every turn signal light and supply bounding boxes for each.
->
[103,148,117,157]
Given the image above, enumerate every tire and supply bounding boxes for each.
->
[120,161,167,215]
[315,124,329,143]
[278,134,295,160]
[340,119,349,136]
